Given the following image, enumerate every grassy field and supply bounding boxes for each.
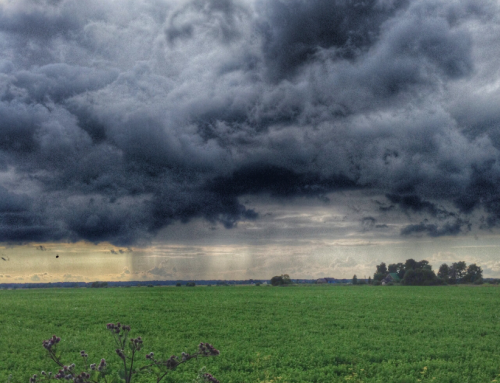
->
[1,285,500,383]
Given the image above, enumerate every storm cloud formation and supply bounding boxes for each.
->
[0,0,500,245]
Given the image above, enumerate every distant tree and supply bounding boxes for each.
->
[404,259,418,271]
[388,264,398,273]
[186,282,196,287]
[271,275,284,286]
[368,276,372,285]
[395,263,406,279]
[282,274,291,284]
[373,272,385,282]
[437,263,449,281]
[388,263,407,278]
[450,261,467,283]
[176,282,181,287]
[271,274,292,286]
[417,260,432,271]
[402,268,440,286]
[352,275,358,285]
[376,262,388,275]
[463,263,483,283]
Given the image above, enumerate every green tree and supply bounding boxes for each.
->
[271,275,287,286]
[437,263,449,281]
[376,262,388,275]
[373,272,385,281]
[417,260,432,271]
[450,261,467,283]
[352,275,358,285]
[463,263,483,283]
[404,258,418,271]
[368,276,372,284]
[402,268,440,286]
[282,274,291,284]
[395,263,406,279]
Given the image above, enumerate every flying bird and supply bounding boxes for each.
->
[1,255,9,261]
[56,255,59,258]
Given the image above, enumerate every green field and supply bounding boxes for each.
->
[2,285,500,383]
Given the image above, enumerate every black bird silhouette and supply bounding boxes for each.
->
[1,257,6,261]
[56,255,59,258]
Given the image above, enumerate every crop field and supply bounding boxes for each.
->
[2,285,500,383]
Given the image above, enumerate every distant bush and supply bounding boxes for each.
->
[271,274,291,286]
[176,283,181,287]
[373,280,381,286]
[186,282,196,287]
[91,282,108,288]
[147,284,154,288]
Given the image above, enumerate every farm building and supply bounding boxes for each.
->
[382,273,401,284]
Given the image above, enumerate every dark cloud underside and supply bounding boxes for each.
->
[0,0,499,244]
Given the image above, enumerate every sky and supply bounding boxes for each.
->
[1,0,500,283]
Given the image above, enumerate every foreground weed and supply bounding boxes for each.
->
[30,322,219,383]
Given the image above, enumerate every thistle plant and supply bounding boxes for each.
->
[31,323,219,383]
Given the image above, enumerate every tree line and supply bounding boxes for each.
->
[373,259,483,285]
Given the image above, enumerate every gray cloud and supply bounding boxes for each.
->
[0,0,499,244]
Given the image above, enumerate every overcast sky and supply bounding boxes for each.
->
[1,0,500,282]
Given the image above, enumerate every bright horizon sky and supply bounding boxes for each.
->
[1,0,500,282]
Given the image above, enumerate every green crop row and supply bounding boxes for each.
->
[1,285,500,382]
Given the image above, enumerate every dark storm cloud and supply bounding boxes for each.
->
[0,0,499,244]
[257,0,409,81]
[209,164,358,198]
[401,218,471,237]
[385,194,455,218]
[166,0,248,44]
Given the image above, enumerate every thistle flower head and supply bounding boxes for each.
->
[97,359,107,371]
[165,355,179,370]
[203,373,220,383]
